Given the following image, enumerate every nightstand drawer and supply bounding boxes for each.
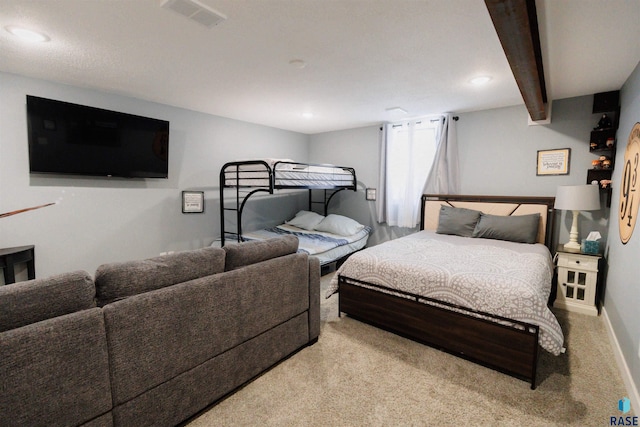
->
[557,254,598,271]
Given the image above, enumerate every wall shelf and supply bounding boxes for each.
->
[587,91,620,208]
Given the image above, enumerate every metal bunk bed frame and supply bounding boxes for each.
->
[219,160,357,246]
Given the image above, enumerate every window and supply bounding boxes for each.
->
[382,118,439,228]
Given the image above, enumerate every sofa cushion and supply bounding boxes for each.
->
[0,270,95,333]
[0,308,112,427]
[103,252,309,405]
[223,235,299,271]
[95,247,225,306]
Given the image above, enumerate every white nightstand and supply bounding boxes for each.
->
[553,245,602,316]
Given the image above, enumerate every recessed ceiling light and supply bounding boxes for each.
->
[5,25,50,42]
[301,112,314,119]
[289,59,307,69]
[386,107,408,114]
[470,76,492,85]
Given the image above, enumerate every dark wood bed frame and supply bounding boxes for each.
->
[338,194,556,389]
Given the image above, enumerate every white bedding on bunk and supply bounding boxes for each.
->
[223,159,353,188]
[328,231,565,356]
[242,223,371,265]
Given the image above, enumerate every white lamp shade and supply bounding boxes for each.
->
[554,185,601,211]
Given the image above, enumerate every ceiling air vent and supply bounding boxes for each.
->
[162,0,226,28]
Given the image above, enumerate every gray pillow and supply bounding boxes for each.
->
[472,213,540,244]
[436,205,482,237]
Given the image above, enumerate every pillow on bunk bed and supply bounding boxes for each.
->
[286,210,325,230]
[314,214,365,236]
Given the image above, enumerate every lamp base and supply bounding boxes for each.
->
[562,240,581,250]
[563,210,582,251]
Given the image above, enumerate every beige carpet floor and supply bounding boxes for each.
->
[188,273,632,426]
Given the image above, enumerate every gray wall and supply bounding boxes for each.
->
[605,59,640,395]
[0,72,309,281]
[310,96,611,248]
[457,97,611,246]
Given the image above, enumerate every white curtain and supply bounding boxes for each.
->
[377,114,459,228]
[423,113,460,195]
[376,125,388,224]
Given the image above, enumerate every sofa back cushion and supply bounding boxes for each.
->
[223,235,299,271]
[0,308,112,427]
[0,270,95,333]
[95,247,225,306]
[103,252,309,405]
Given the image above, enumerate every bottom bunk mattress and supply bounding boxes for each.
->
[242,223,371,265]
[327,230,565,356]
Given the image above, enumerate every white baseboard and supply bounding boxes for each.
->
[602,306,640,413]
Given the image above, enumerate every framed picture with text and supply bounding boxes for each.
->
[537,148,571,176]
[182,191,204,213]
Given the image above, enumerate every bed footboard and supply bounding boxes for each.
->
[338,277,540,389]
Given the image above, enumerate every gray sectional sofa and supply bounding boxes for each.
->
[0,236,320,427]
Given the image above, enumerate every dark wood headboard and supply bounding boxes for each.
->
[420,194,556,249]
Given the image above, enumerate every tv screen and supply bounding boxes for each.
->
[26,95,169,178]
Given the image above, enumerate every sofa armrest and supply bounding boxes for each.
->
[308,256,320,342]
[223,236,299,271]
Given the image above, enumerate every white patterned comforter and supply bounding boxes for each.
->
[327,231,565,355]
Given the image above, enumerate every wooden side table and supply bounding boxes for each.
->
[0,245,35,285]
[553,245,601,316]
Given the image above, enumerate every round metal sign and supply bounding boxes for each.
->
[619,122,640,244]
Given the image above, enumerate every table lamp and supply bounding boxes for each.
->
[554,184,601,250]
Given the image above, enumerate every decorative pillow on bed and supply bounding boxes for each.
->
[472,213,540,244]
[285,210,325,230]
[314,214,365,236]
[436,205,482,237]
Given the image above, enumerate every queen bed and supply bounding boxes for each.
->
[327,194,564,389]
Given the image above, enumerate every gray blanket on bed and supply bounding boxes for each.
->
[328,231,565,356]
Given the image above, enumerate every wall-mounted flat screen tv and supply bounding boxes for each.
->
[26,95,169,178]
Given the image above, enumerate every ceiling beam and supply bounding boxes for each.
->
[485,0,548,121]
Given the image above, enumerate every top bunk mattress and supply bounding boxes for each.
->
[221,159,356,189]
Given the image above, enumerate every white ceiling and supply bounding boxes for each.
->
[1,0,639,135]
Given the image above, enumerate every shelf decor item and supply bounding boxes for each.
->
[554,184,601,250]
[594,114,612,130]
[536,148,570,175]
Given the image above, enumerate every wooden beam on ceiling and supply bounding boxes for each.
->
[485,0,548,121]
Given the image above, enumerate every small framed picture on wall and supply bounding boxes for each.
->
[182,191,204,213]
[536,148,571,176]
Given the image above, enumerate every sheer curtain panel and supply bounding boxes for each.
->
[377,119,438,228]
[423,113,460,195]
